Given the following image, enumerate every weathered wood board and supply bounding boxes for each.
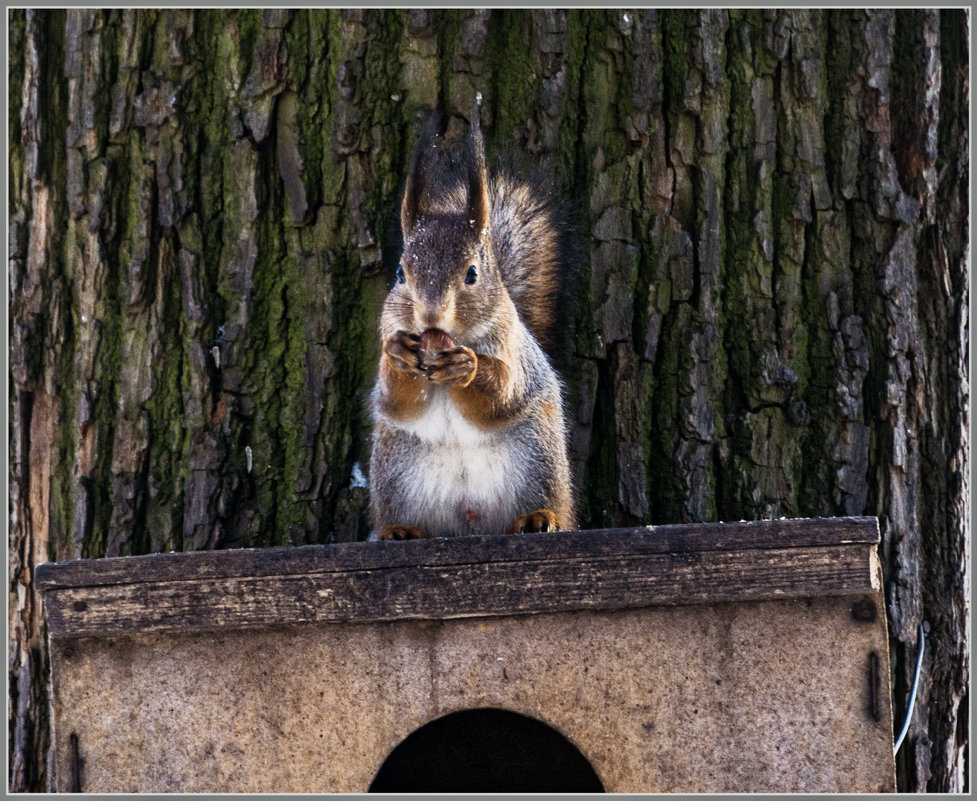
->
[38,517,896,792]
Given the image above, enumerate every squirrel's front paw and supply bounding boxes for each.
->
[384,331,425,376]
[424,346,477,386]
[378,524,426,540]
[507,509,561,534]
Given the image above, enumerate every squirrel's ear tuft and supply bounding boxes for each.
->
[466,113,491,237]
[402,112,442,233]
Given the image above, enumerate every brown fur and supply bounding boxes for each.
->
[448,353,514,429]
[375,355,428,422]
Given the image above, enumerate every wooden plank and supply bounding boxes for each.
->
[35,516,880,590]
[41,541,880,639]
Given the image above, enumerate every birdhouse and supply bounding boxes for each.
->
[36,516,896,792]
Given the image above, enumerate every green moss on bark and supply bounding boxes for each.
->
[142,233,191,553]
[485,11,535,143]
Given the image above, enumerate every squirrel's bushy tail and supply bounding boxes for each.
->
[468,115,572,360]
[489,171,569,359]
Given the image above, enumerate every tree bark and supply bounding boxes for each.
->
[8,9,968,792]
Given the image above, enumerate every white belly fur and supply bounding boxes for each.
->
[393,388,524,535]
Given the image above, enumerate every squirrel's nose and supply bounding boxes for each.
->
[416,301,449,330]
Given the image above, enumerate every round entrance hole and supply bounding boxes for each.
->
[369,707,604,792]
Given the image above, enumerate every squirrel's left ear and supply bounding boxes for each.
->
[402,112,442,233]
[466,113,491,237]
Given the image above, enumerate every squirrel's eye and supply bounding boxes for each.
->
[396,265,405,284]
[465,265,478,285]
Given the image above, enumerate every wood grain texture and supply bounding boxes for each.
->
[36,516,879,589]
[47,598,896,793]
[38,520,880,639]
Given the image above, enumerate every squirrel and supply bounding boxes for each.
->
[368,111,576,540]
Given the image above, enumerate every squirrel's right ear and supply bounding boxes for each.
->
[401,112,442,233]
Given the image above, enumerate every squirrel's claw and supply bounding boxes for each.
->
[384,331,425,376]
[378,524,425,541]
[424,346,478,387]
[506,509,561,535]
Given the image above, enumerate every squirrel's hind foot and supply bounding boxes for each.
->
[506,509,561,534]
[378,524,425,541]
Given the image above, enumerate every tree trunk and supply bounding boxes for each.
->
[8,9,968,792]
